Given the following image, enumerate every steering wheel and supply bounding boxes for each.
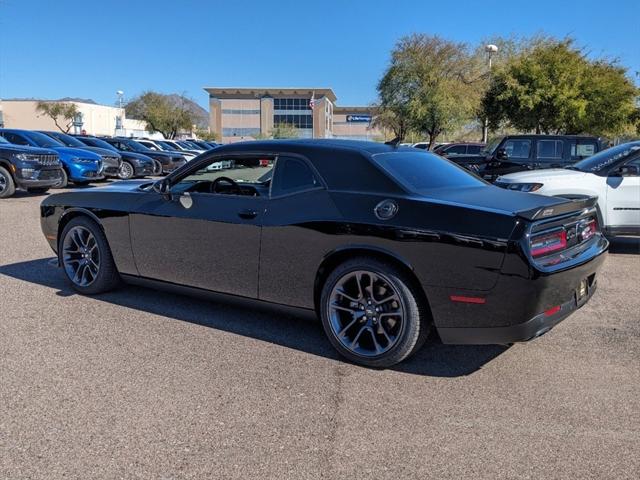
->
[210,176,242,195]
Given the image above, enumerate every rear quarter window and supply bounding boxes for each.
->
[371,151,486,193]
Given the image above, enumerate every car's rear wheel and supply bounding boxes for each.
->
[320,257,430,368]
[53,169,69,189]
[118,161,135,179]
[0,166,16,198]
[60,217,120,294]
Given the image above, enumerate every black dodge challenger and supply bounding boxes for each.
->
[40,140,608,367]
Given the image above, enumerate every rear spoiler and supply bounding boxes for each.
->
[517,196,598,221]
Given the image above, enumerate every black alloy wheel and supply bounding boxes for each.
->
[320,257,430,368]
[60,217,120,294]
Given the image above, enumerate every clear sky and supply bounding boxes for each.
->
[0,0,638,110]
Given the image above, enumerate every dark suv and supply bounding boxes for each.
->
[0,136,62,198]
[449,135,604,181]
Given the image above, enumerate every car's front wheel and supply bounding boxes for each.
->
[59,216,120,294]
[320,257,431,368]
[0,166,16,198]
[53,169,69,189]
[118,161,135,179]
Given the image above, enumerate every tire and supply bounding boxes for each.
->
[319,257,431,368]
[0,166,16,198]
[59,216,121,295]
[53,168,69,189]
[118,161,135,179]
[27,187,50,194]
[152,159,163,176]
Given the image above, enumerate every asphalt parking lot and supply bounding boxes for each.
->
[1,187,639,480]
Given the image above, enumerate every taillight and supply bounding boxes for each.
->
[579,219,597,242]
[530,229,567,257]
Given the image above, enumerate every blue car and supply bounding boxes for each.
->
[0,129,103,188]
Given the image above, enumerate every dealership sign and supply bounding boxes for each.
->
[346,114,372,123]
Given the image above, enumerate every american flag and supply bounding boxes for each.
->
[309,92,315,110]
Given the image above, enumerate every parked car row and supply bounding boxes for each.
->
[0,128,219,197]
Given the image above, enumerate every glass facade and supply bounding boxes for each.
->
[273,98,311,110]
[273,114,313,129]
[272,98,313,129]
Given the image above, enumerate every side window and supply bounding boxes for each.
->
[624,158,640,175]
[447,145,467,155]
[467,145,482,154]
[503,139,531,159]
[536,140,563,160]
[4,133,30,146]
[570,141,597,160]
[272,157,321,197]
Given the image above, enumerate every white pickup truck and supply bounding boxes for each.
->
[495,142,640,237]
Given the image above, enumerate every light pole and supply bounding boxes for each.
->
[482,44,498,143]
[116,90,124,109]
[115,91,125,136]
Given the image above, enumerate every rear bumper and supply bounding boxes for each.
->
[438,278,597,344]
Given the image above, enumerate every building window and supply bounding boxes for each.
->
[222,109,260,115]
[273,98,312,111]
[222,128,261,137]
[273,114,313,129]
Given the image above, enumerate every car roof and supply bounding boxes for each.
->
[213,139,414,156]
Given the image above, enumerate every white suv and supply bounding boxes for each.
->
[496,142,640,237]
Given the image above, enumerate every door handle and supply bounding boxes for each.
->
[238,209,258,220]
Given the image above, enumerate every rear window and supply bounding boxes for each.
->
[371,152,486,193]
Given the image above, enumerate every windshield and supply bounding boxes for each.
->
[480,137,503,156]
[24,131,64,148]
[79,137,118,152]
[372,151,487,193]
[177,141,194,149]
[44,131,86,148]
[123,139,151,152]
[164,141,181,150]
[157,141,175,151]
[572,142,640,172]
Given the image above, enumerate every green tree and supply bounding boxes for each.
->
[193,128,220,142]
[571,61,638,136]
[126,92,197,139]
[377,34,483,148]
[271,122,299,139]
[482,39,638,136]
[35,101,79,133]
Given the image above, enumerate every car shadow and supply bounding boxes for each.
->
[0,258,508,378]
[607,236,640,255]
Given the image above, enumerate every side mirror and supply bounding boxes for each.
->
[495,148,508,160]
[617,165,639,177]
[152,179,170,195]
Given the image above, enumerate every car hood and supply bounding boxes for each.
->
[497,168,589,183]
[120,151,155,163]
[0,144,59,155]
[78,146,122,158]
[140,150,182,159]
[89,180,150,192]
[52,146,102,159]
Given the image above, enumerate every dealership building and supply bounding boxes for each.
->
[205,87,383,143]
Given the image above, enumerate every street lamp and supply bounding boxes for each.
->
[116,90,124,109]
[482,44,498,143]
